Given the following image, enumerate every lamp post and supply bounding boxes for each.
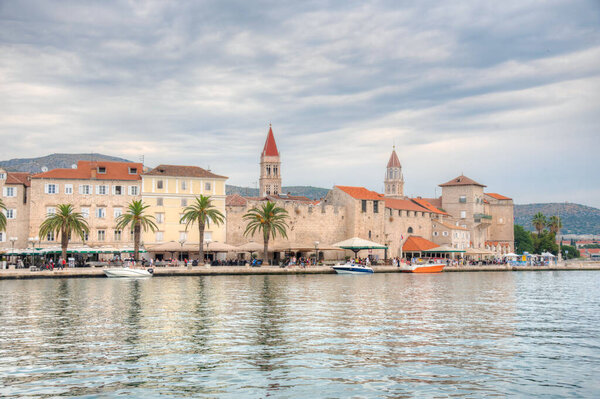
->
[314,241,319,265]
[9,236,17,252]
[178,238,186,266]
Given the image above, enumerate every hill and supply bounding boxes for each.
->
[514,203,600,235]
[0,153,133,174]
[226,185,330,200]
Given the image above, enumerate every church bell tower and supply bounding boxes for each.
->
[259,124,281,197]
[384,146,404,198]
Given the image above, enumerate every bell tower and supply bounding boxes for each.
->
[384,146,404,198]
[259,124,281,197]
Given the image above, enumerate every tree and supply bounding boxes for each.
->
[561,245,579,259]
[116,200,158,263]
[531,212,547,235]
[38,204,89,261]
[243,201,289,265]
[548,215,563,234]
[179,195,225,265]
[0,198,6,232]
[532,231,559,255]
[514,224,534,254]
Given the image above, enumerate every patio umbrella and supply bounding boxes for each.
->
[332,237,387,256]
[204,241,237,252]
[236,241,264,252]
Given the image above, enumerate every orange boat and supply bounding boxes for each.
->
[400,262,445,273]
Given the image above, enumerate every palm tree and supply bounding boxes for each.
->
[243,201,289,265]
[531,212,547,235]
[548,215,563,234]
[38,204,89,261]
[0,198,6,232]
[180,195,225,265]
[116,200,158,263]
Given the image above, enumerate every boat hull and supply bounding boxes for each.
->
[103,268,153,278]
[332,265,374,274]
[409,264,445,273]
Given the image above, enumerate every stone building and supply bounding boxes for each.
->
[384,147,404,199]
[431,219,470,250]
[29,161,144,249]
[259,125,281,197]
[141,165,228,251]
[484,193,514,252]
[0,169,31,250]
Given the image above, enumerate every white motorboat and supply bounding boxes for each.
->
[332,263,374,274]
[103,267,154,278]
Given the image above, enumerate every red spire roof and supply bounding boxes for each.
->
[262,125,279,157]
[387,148,401,168]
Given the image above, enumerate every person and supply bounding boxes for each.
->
[184,258,188,267]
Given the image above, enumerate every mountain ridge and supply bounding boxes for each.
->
[0,153,133,174]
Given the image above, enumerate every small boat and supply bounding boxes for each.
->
[332,263,374,274]
[103,267,154,278]
[401,262,444,273]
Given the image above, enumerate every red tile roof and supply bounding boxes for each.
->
[226,194,248,206]
[439,175,486,187]
[384,198,428,212]
[144,165,227,179]
[486,193,512,200]
[335,186,383,201]
[387,149,401,168]
[421,197,442,208]
[411,198,448,215]
[261,125,279,157]
[6,172,31,187]
[403,236,438,252]
[32,161,143,181]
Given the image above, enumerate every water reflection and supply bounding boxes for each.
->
[0,272,599,397]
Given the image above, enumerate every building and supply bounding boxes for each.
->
[383,147,404,199]
[0,169,31,250]
[29,160,144,249]
[141,165,228,253]
[431,220,470,250]
[259,125,282,197]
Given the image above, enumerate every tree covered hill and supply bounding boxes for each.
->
[0,153,132,174]
[514,203,600,235]
[226,185,330,200]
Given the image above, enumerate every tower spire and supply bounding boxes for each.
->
[384,146,404,199]
[259,124,282,197]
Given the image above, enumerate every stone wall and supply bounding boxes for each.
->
[485,196,515,251]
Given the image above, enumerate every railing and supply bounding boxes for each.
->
[474,213,492,223]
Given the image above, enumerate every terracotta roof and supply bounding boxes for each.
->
[421,197,442,208]
[335,186,383,201]
[6,172,31,187]
[439,175,486,187]
[403,236,438,252]
[387,149,401,168]
[435,220,468,231]
[411,198,448,215]
[144,165,227,179]
[32,161,143,181]
[226,194,248,207]
[384,198,428,212]
[486,193,512,200]
[261,125,279,157]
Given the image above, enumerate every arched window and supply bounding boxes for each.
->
[266,165,271,176]
[407,227,413,234]
[273,165,278,176]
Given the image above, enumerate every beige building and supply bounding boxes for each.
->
[141,165,228,255]
[485,193,514,252]
[0,169,31,250]
[259,125,282,197]
[431,219,470,250]
[29,161,144,249]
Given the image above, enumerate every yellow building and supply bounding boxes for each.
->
[141,165,228,256]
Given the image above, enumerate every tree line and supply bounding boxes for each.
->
[514,212,579,259]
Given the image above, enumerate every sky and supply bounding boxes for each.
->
[1,0,599,206]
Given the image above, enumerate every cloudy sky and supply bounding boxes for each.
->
[1,0,599,206]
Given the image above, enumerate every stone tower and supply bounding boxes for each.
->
[384,147,404,198]
[259,125,281,196]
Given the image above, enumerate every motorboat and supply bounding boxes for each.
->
[332,263,374,274]
[400,262,444,273]
[103,267,154,278]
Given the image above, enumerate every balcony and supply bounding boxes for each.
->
[473,213,492,224]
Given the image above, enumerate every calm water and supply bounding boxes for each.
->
[1,272,599,398]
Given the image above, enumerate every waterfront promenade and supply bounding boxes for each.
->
[0,262,598,279]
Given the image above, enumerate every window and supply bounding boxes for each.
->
[96,185,108,195]
[407,227,413,234]
[114,230,122,241]
[97,167,106,174]
[181,199,187,207]
[274,185,278,195]
[98,230,105,241]
[3,187,16,197]
[79,184,91,195]
[46,231,55,241]
[4,208,15,219]
[266,185,271,195]
[0,172,5,179]
[179,232,187,241]
[443,231,449,237]
[266,165,271,176]
[156,231,164,242]
[81,207,90,219]
[179,213,185,224]
[113,185,123,195]
[96,207,106,218]
[361,200,367,213]
[181,180,187,191]
[205,182,211,191]
[459,195,467,203]
[129,186,139,196]
[499,217,504,224]
[0,232,3,242]
[460,211,466,219]
[64,184,73,194]
[129,167,137,174]
[273,166,278,176]
[129,230,135,241]
[373,201,379,213]
[433,231,438,237]
[45,184,57,194]
[155,213,164,224]
[114,208,122,219]
[46,207,56,216]
[368,230,372,239]
[157,198,163,206]
[157,180,163,189]
[204,231,212,242]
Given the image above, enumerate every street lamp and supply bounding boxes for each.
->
[314,241,319,265]
[178,238,186,263]
[9,237,17,251]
